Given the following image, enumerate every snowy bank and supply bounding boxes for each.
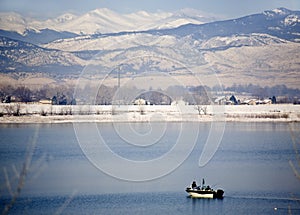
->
[0,103,299,123]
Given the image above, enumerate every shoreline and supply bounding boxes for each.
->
[0,104,299,123]
[0,116,299,124]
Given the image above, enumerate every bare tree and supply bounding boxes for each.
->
[2,125,39,215]
[4,104,21,116]
[139,105,146,115]
[1,124,76,214]
[96,85,115,105]
[195,105,207,116]
[14,86,32,103]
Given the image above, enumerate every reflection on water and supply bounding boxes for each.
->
[0,122,300,214]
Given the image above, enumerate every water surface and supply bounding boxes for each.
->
[0,122,299,214]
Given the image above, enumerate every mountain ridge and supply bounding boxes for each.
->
[149,7,300,42]
[0,7,299,89]
[0,8,215,35]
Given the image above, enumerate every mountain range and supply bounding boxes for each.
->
[0,7,299,88]
[0,8,216,36]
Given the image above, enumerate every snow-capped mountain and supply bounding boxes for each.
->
[41,7,300,53]
[0,36,85,73]
[0,28,78,45]
[0,8,215,35]
[0,12,31,34]
[0,8,299,88]
[154,7,300,42]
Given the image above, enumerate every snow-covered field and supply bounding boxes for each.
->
[0,103,299,123]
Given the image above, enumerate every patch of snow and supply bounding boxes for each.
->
[284,14,300,26]
[263,8,291,18]
[200,33,287,50]
[43,33,178,52]
[0,12,28,34]
[272,8,287,15]
[55,13,77,23]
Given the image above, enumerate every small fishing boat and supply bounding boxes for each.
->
[186,179,224,199]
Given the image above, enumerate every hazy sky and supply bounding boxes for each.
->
[0,0,299,18]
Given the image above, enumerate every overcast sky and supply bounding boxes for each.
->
[0,0,299,18]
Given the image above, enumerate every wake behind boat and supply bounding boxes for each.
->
[186,179,224,199]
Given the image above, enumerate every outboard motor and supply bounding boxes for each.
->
[215,189,224,199]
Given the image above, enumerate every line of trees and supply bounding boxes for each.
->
[220,84,300,101]
[0,83,299,105]
[0,84,76,105]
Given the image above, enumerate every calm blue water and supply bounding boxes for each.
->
[3,192,299,215]
[0,122,300,214]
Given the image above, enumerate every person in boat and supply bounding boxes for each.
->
[191,181,197,189]
[205,185,211,191]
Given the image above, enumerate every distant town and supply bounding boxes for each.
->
[1,83,299,107]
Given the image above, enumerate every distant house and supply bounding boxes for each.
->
[225,100,235,105]
[241,99,257,105]
[263,99,272,105]
[39,99,52,105]
[134,98,147,105]
[241,98,272,105]
[214,96,226,105]
[171,100,187,106]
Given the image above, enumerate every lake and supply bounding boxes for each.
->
[0,122,300,214]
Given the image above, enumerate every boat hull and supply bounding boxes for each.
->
[186,188,224,199]
[188,191,214,198]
